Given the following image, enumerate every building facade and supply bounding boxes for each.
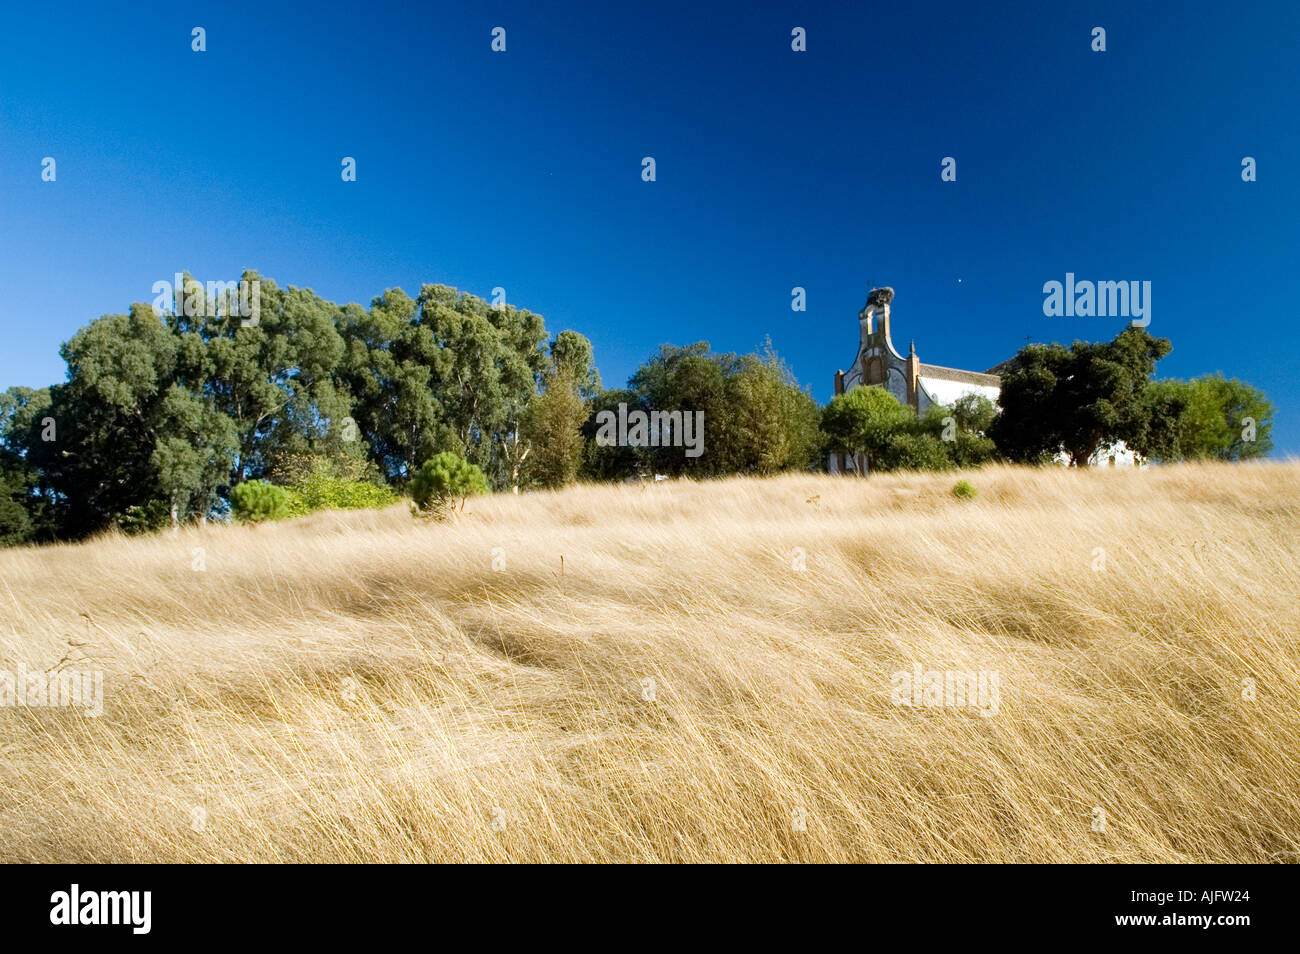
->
[830,287,1001,474]
[829,286,1143,473]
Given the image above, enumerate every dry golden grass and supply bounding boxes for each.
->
[1,462,1298,862]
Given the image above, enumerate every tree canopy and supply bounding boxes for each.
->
[0,277,1277,548]
[990,327,1174,464]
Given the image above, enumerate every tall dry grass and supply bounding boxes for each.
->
[1,462,1298,862]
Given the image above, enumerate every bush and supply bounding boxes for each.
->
[952,479,978,500]
[410,452,490,517]
[230,453,399,526]
[879,432,953,472]
[281,487,311,518]
[950,430,996,468]
[290,458,399,512]
[231,480,295,523]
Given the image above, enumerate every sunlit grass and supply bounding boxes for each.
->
[1,462,1297,862]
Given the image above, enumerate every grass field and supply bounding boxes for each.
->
[1,462,1298,862]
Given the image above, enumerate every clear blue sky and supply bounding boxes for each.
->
[2,1,1296,453]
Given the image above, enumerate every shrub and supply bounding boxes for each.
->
[117,499,172,535]
[410,452,490,517]
[290,458,398,512]
[282,487,312,518]
[231,480,294,523]
[880,432,953,472]
[950,430,997,468]
[952,479,978,500]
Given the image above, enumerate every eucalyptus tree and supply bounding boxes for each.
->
[172,271,351,484]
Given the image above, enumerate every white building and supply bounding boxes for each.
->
[829,286,1145,472]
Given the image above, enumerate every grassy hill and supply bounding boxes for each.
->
[1,462,1298,862]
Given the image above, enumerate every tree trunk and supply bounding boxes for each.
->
[509,437,529,494]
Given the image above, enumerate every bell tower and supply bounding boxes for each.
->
[833,285,908,405]
[860,286,894,342]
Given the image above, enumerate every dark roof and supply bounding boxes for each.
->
[983,358,1017,376]
[916,363,1002,386]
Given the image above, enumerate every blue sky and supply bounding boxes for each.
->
[2,1,1297,452]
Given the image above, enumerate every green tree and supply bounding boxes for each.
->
[986,342,1068,463]
[950,428,997,468]
[624,341,818,478]
[409,451,490,517]
[414,285,548,489]
[820,386,912,474]
[1144,374,1274,461]
[0,386,54,542]
[951,393,998,436]
[27,304,187,535]
[521,367,586,488]
[1206,375,1274,459]
[172,272,351,485]
[629,343,731,477]
[151,383,239,528]
[521,332,597,489]
[0,476,32,545]
[854,399,997,473]
[927,396,997,467]
[549,329,602,398]
[337,288,457,483]
[990,327,1173,464]
[716,346,823,474]
[581,388,644,481]
[1142,378,1196,461]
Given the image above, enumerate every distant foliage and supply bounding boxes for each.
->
[231,480,294,523]
[823,387,997,475]
[589,340,820,481]
[0,270,1279,549]
[716,345,823,475]
[1144,374,1274,462]
[117,499,173,535]
[228,456,398,524]
[339,285,548,490]
[0,275,551,543]
[991,328,1173,464]
[0,391,46,545]
[880,432,953,472]
[822,386,913,473]
[582,388,643,481]
[521,332,598,489]
[272,454,398,513]
[990,328,1275,466]
[410,452,490,517]
[522,370,587,488]
[0,478,32,546]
